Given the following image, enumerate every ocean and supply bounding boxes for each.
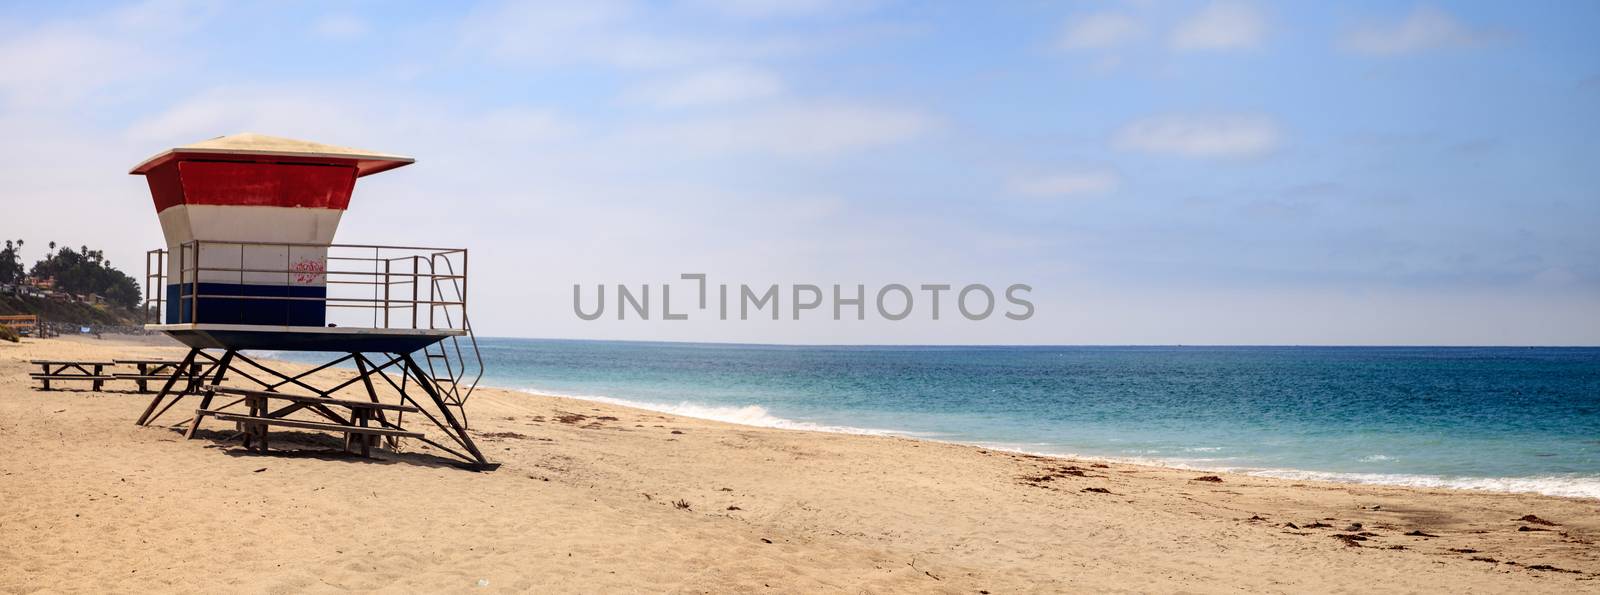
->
[286,340,1600,498]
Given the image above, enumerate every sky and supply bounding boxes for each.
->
[0,0,1596,345]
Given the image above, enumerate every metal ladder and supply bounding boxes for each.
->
[419,254,483,428]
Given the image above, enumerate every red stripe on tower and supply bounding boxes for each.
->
[133,133,411,214]
[145,162,357,212]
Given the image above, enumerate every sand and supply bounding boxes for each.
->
[1,335,1596,593]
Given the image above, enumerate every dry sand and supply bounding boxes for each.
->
[1,335,1597,593]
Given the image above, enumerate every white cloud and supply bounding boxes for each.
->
[461,108,570,144]
[1171,1,1265,51]
[461,0,728,69]
[110,0,219,35]
[124,88,361,144]
[1532,267,1578,287]
[0,30,158,108]
[1342,6,1504,55]
[312,14,370,40]
[0,0,214,110]
[627,66,784,108]
[1114,114,1281,158]
[1011,170,1120,198]
[688,0,869,19]
[122,85,571,155]
[629,103,932,156]
[459,1,872,72]
[1058,12,1143,50]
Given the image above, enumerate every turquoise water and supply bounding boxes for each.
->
[284,340,1600,498]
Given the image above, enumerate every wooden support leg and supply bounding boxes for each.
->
[358,410,371,457]
[343,407,362,454]
[189,388,224,442]
[196,351,234,412]
[187,362,203,393]
[137,348,199,426]
[246,393,265,454]
[185,410,205,439]
[241,396,254,449]
[92,364,104,392]
[353,355,386,450]
[403,354,489,466]
[249,396,262,454]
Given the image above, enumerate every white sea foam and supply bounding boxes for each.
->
[1359,454,1395,462]
[972,446,1600,500]
[513,387,904,436]
[505,385,1600,501]
[1242,469,1600,500]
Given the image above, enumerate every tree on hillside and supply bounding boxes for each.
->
[29,245,142,310]
[0,239,23,284]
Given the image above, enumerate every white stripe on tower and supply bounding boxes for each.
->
[160,205,343,287]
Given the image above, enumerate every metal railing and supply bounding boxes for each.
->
[144,240,470,331]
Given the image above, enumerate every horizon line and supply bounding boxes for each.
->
[473,335,1600,349]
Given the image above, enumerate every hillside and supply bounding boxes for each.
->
[0,295,143,329]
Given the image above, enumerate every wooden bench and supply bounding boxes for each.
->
[114,359,205,393]
[29,360,114,391]
[204,387,423,412]
[110,374,224,395]
[114,358,196,365]
[188,386,422,456]
[30,359,217,393]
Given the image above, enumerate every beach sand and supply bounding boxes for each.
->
[1,335,1597,593]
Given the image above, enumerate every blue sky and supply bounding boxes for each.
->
[1,1,1597,344]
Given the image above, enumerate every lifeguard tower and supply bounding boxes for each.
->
[130,133,491,468]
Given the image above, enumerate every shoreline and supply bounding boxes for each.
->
[478,336,1600,349]
[4,335,1598,592]
[500,385,1600,501]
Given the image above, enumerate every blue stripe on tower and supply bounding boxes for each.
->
[166,283,327,326]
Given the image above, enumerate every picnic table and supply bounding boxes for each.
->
[29,359,215,393]
[29,360,114,391]
[187,386,423,457]
[113,359,205,393]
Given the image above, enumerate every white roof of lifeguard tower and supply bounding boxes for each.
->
[129,133,415,178]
